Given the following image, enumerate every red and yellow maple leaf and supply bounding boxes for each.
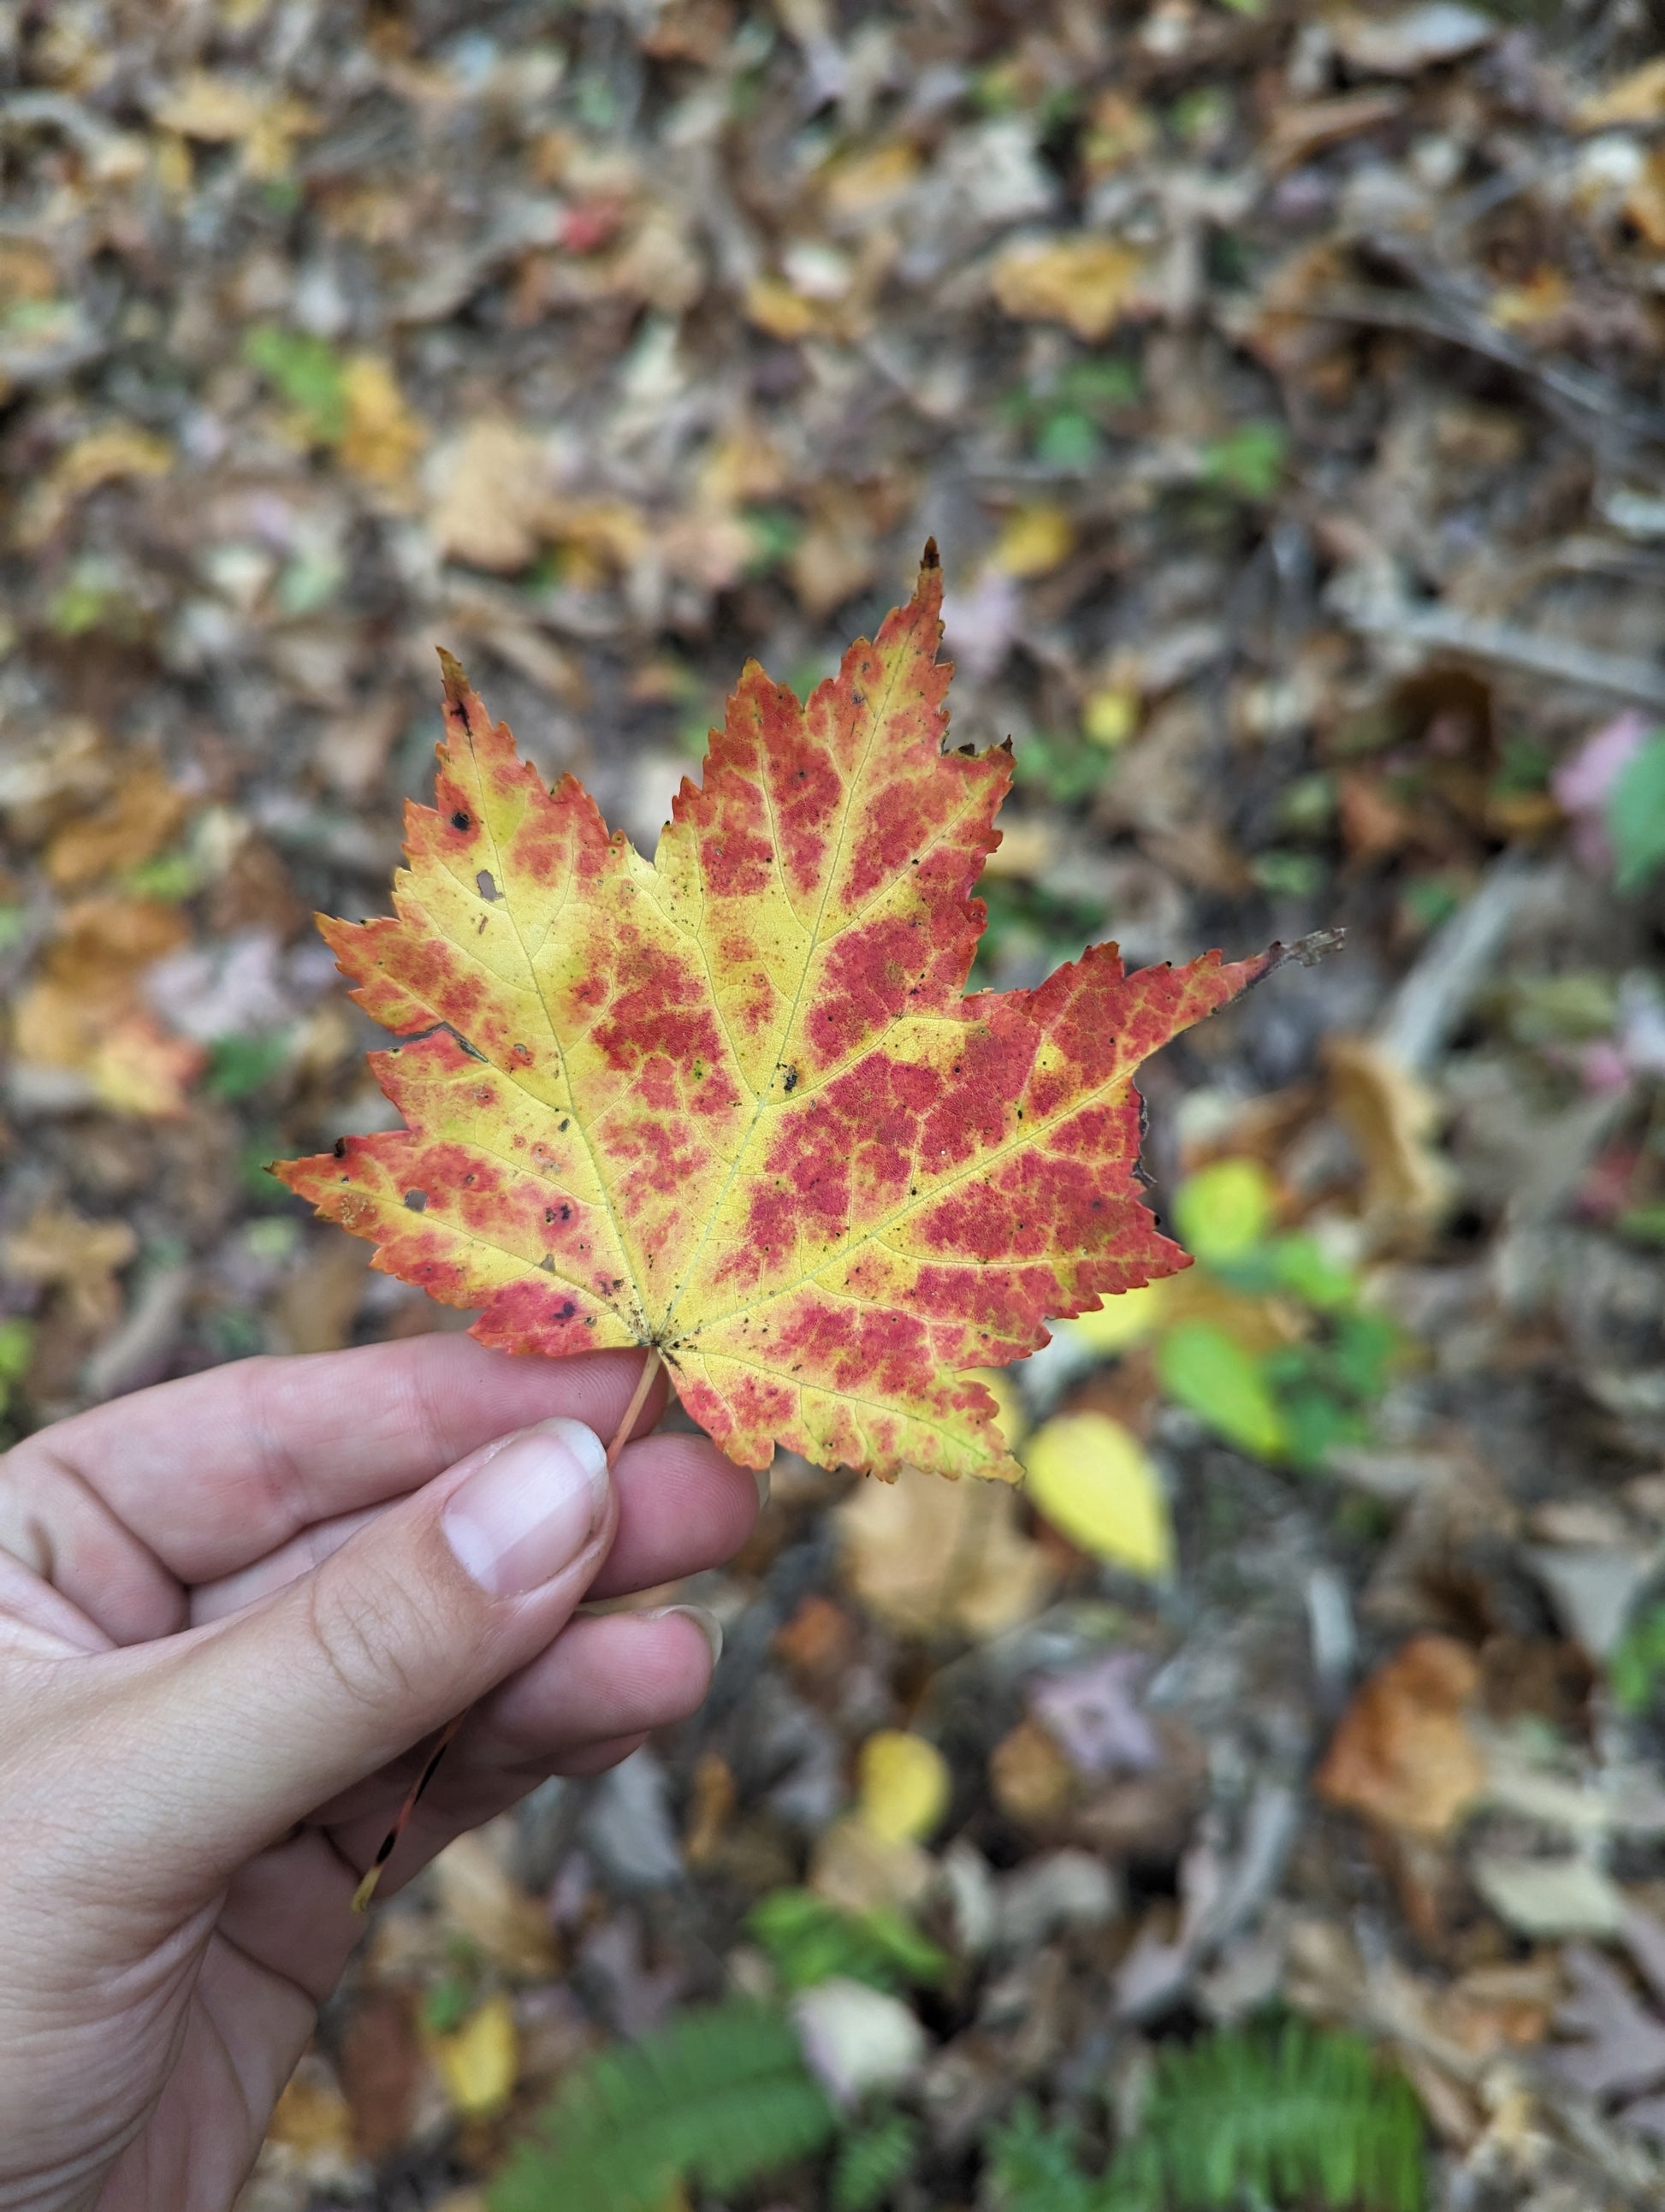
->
[276,549,1281,1482]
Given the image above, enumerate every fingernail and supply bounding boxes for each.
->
[443,1418,610,1597]
[652,1603,724,1669]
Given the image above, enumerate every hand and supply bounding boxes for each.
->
[0,1337,757,2212]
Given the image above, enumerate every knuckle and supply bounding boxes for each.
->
[303,1557,447,1717]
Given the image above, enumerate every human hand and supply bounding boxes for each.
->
[0,1337,757,2212]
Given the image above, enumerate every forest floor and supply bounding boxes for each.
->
[6,3,1665,2208]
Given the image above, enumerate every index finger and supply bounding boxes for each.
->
[21,1337,667,1584]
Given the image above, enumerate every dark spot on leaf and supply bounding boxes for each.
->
[333,1136,347,1158]
[477,869,501,901]
[404,1189,427,1211]
[451,809,471,831]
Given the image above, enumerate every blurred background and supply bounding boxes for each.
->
[6,2,1665,2207]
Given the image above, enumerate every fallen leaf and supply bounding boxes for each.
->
[1550,1942,1665,2096]
[1316,1635,1485,1841]
[44,763,187,888]
[856,1730,951,1845]
[991,237,1146,341]
[15,425,175,548]
[428,1829,560,1976]
[427,418,551,572]
[1328,6,1493,76]
[837,1463,1055,1639]
[989,504,1075,580]
[1324,1037,1451,1238]
[1,1207,138,1331]
[809,1812,934,1917]
[339,354,427,489]
[1576,55,1665,130]
[277,554,1276,1481]
[792,1978,926,2105]
[430,1992,519,2120]
[1022,1409,1173,1579]
[989,1717,1078,1827]
[1029,1650,1162,1777]
[1472,1853,1625,1939]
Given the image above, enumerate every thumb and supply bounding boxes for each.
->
[102,1415,613,1890]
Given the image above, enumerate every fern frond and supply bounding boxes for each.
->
[489,2000,837,2212]
[749,1886,950,1995]
[987,2101,1103,2212]
[1107,2019,1426,2212]
[832,2109,920,2211]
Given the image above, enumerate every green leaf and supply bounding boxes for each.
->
[1157,1320,1287,1461]
[1173,1157,1275,1266]
[489,2001,836,2212]
[242,323,349,443]
[1199,420,1286,501]
[832,2112,920,2211]
[1269,1232,1357,1311]
[1608,729,1665,893]
[748,1888,949,1995]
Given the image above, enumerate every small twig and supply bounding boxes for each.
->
[351,1347,665,1912]
[1333,583,1665,712]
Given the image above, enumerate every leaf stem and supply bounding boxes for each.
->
[351,1346,665,1913]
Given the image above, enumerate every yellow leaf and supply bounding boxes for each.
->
[431,1993,518,2119]
[991,237,1145,341]
[1063,1277,1170,1354]
[1171,1156,1275,1267]
[744,275,822,341]
[1082,686,1138,749]
[991,503,1075,579]
[340,355,426,489]
[856,1729,950,1845]
[1022,1409,1172,1579]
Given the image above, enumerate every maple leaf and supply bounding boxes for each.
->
[276,549,1282,1483]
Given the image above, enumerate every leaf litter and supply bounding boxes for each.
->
[4,2,1665,2207]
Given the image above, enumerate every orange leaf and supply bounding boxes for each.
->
[1316,1635,1486,1841]
[276,549,1279,1481]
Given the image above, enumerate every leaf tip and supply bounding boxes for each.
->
[436,645,471,701]
[920,536,940,572]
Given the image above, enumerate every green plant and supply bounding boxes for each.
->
[833,2111,921,2211]
[1074,1157,1402,1472]
[1609,727,1665,893]
[0,1317,35,1428]
[748,1887,949,1996]
[1609,1597,1665,1714]
[242,323,349,443]
[1199,420,1287,501]
[973,877,1107,985]
[489,2000,838,2212]
[1004,358,1142,469]
[990,2021,1425,2212]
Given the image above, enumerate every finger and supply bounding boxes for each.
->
[80,1412,620,1901]
[189,1431,756,1626]
[317,1609,717,1859]
[21,1338,665,1586]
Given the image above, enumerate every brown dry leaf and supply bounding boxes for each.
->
[821,139,920,222]
[15,426,175,548]
[836,1465,1055,1641]
[1623,150,1665,252]
[1264,91,1408,173]
[809,1811,935,1917]
[2,1207,138,1331]
[543,495,647,587]
[990,236,1146,341]
[44,764,187,888]
[743,275,825,342]
[272,1238,370,1355]
[788,483,879,617]
[153,71,264,139]
[1316,1635,1486,1841]
[428,1829,560,1977]
[1324,1037,1452,1238]
[339,355,427,489]
[684,1749,737,1865]
[1576,55,1665,129]
[427,418,551,573]
[338,1987,426,2165]
[989,1718,1078,1828]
